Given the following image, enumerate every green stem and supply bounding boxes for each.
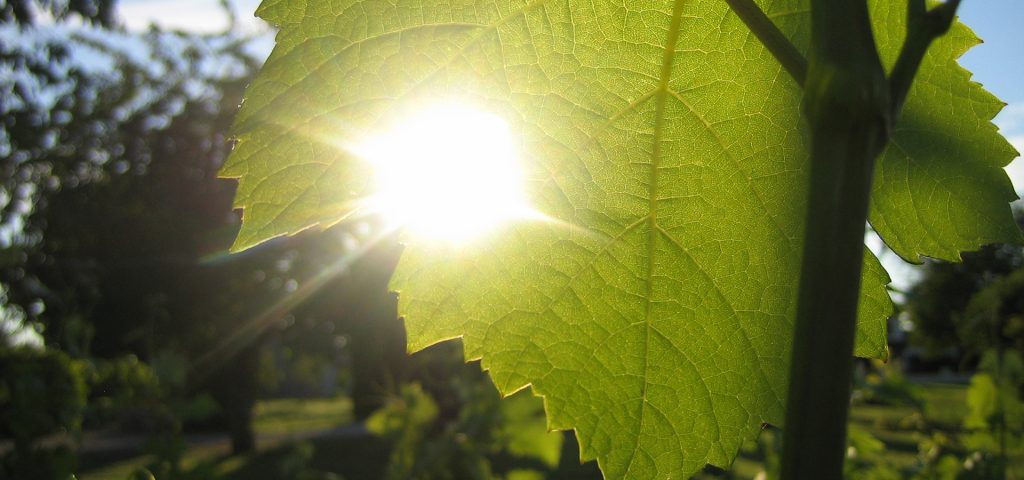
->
[722,0,808,85]
[780,0,889,477]
[775,0,965,476]
[889,0,962,117]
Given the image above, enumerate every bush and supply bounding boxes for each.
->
[854,360,924,409]
[82,354,177,434]
[0,347,87,479]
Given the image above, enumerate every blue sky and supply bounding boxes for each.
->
[959,0,1023,106]
[959,0,1024,188]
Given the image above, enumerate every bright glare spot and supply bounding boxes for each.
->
[355,104,532,243]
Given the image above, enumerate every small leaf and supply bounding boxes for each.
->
[867,0,1021,262]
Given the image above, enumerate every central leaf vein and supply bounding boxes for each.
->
[627,0,688,474]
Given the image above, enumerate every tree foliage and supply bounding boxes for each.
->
[0,348,86,479]
[0,10,261,344]
[0,0,118,27]
[962,268,1024,362]
[906,216,1024,358]
[0,8,284,456]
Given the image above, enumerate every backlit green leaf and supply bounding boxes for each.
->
[866,0,1021,263]
[222,0,1017,476]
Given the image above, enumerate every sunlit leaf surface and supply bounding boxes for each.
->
[222,0,1018,476]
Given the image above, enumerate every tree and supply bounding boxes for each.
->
[962,269,1024,365]
[0,0,117,27]
[905,211,1024,360]
[0,2,282,455]
[1,4,259,348]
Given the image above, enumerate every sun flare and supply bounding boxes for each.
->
[355,104,534,243]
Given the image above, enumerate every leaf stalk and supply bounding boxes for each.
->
[722,0,808,85]
[889,0,963,118]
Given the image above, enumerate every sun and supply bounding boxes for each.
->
[354,103,534,243]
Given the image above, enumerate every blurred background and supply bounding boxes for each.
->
[0,1,1022,479]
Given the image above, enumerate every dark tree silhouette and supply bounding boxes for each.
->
[0,3,288,454]
[1,0,117,27]
[905,212,1024,361]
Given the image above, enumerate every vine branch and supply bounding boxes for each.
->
[781,0,965,478]
[889,0,963,117]
[780,0,889,477]
[722,0,808,85]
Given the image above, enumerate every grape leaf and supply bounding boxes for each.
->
[221,0,1017,476]
[865,0,1021,263]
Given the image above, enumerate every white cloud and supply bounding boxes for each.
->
[1009,135,1024,155]
[1005,135,1024,190]
[997,104,1024,193]
[997,104,1024,132]
[119,0,266,34]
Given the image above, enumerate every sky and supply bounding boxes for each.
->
[958,0,1024,190]
[118,0,264,33]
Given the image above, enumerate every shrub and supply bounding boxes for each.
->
[0,347,87,479]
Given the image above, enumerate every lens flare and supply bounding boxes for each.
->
[355,103,533,243]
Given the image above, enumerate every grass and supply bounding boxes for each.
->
[80,382,1018,480]
[77,441,225,480]
[78,396,353,480]
[921,383,969,427]
[252,396,353,435]
[699,381,975,479]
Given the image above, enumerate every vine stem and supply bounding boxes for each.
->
[890,0,963,117]
[779,0,963,477]
[780,0,888,477]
